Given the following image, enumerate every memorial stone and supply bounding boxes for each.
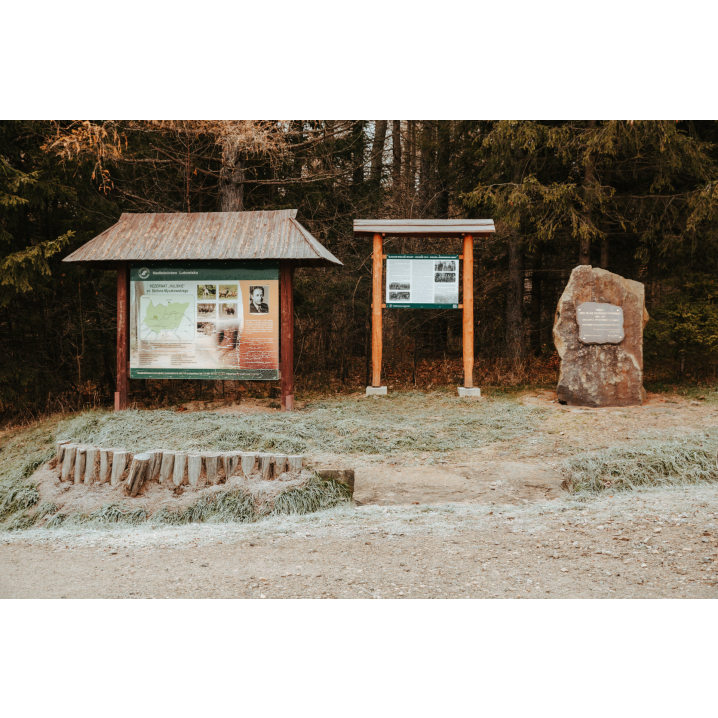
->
[553,266,649,407]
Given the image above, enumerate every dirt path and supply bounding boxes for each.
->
[2,485,717,599]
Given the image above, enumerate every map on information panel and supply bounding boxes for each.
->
[139,294,195,341]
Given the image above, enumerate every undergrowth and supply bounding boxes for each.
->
[563,429,718,493]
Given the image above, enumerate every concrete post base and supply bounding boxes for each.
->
[366,386,388,396]
[458,387,482,398]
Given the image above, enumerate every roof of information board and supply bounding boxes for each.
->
[63,210,342,268]
[353,219,495,237]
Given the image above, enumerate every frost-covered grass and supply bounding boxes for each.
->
[38,475,352,531]
[1,391,542,531]
[54,391,549,456]
[0,416,60,528]
[563,429,718,493]
[0,400,373,531]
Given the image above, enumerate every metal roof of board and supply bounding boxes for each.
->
[63,210,343,267]
[353,218,495,237]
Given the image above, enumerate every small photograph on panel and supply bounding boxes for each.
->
[389,291,411,301]
[435,260,456,272]
[389,282,410,291]
[197,321,215,335]
[248,285,269,314]
[434,272,457,283]
[218,284,238,299]
[219,302,237,317]
[435,291,458,304]
[197,284,216,299]
[197,303,216,317]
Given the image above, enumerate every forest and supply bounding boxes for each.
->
[1,120,717,423]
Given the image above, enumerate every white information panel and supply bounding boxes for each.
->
[385,254,459,308]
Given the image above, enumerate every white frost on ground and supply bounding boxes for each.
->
[4,484,717,552]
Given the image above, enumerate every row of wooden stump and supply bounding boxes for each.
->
[52,440,304,497]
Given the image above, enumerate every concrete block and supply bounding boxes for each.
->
[365,386,388,396]
[458,387,482,398]
[316,469,355,494]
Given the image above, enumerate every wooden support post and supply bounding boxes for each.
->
[187,453,203,487]
[74,447,86,485]
[204,452,221,485]
[159,451,175,484]
[110,450,129,487]
[115,262,129,411]
[259,453,273,481]
[223,452,241,479]
[99,449,112,484]
[52,439,71,468]
[146,450,163,481]
[463,234,474,388]
[172,452,188,486]
[241,452,256,477]
[372,233,383,387]
[272,454,288,478]
[280,261,294,411]
[61,445,77,482]
[287,455,303,473]
[126,453,151,497]
[84,447,99,485]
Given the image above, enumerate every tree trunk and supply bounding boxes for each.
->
[352,121,365,187]
[506,234,526,360]
[579,120,596,265]
[219,138,245,212]
[392,120,402,188]
[436,121,451,219]
[419,121,434,209]
[369,120,387,183]
[405,121,416,192]
[530,243,543,357]
[600,236,609,270]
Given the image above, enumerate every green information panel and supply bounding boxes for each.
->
[130,261,280,380]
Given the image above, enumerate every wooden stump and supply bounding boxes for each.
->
[287,455,303,473]
[110,450,129,487]
[159,451,175,484]
[84,447,100,485]
[74,447,87,485]
[146,450,163,482]
[61,445,77,482]
[241,452,256,477]
[172,452,188,487]
[187,453,203,487]
[99,449,113,484]
[56,442,70,469]
[126,453,151,497]
[259,453,273,481]
[204,452,222,485]
[223,452,241,479]
[52,439,71,468]
[272,454,288,478]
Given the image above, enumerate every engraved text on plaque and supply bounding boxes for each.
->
[576,302,624,344]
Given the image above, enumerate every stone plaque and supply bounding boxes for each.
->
[576,302,624,344]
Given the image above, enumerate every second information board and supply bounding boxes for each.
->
[385,254,460,308]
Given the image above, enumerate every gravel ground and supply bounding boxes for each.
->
[2,484,717,599]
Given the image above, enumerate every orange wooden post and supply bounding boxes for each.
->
[115,262,129,411]
[280,260,294,411]
[371,233,384,388]
[462,234,474,388]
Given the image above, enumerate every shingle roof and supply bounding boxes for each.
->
[63,210,342,267]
